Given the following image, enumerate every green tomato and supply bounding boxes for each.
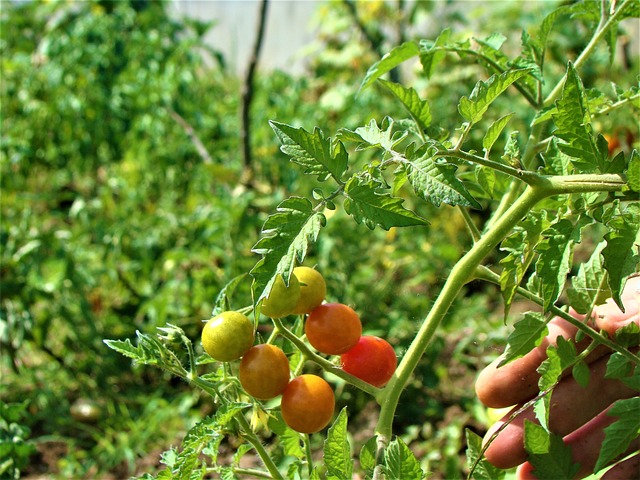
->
[261,274,300,318]
[291,266,326,315]
[201,311,254,362]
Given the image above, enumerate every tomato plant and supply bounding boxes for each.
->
[260,274,301,318]
[239,344,290,400]
[305,303,362,355]
[103,1,640,479]
[291,266,327,314]
[280,374,335,434]
[341,335,397,388]
[201,311,254,362]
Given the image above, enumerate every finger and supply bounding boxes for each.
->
[601,454,640,480]
[476,277,640,409]
[596,276,640,337]
[482,352,637,469]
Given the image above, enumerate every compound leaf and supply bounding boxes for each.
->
[379,79,432,132]
[250,197,325,302]
[343,176,428,230]
[499,312,548,367]
[594,398,640,473]
[458,69,531,124]
[270,121,347,181]
[324,408,352,480]
[359,41,420,94]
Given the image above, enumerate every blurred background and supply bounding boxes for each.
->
[1,1,637,478]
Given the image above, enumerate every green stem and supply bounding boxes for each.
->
[543,0,631,107]
[458,206,481,243]
[304,434,314,477]
[190,377,284,480]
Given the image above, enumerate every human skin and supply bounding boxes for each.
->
[475,276,640,479]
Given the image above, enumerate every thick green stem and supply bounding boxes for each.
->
[376,186,544,440]
[374,171,628,458]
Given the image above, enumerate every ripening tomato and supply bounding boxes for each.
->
[239,344,290,400]
[305,303,362,355]
[280,374,335,433]
[291,266,326,315]
[201,311,254,362]
[261,274,301,318]
[340,335,397,387]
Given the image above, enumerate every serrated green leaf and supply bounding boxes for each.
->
[281,428,305,459]
[379,80,432,132]
[383,437,425,480]
[418,28,451,78]
[324,408,352,480]
[566,242,607,315]
[270,121,347,181]
[343,176,428,230]
[571,359,590,388]
[351,117,408,152]
[404,147,481,208]
[499,312,548,367]
[458,69,531,124]
[602,202,640,310]
[524,421,581,480]
[499,212,547,317]
[359,436,377,474]
[465,429,505,480]
[358,41,420,94]
[594,398,640,473]
[605,352,633,380]
[250,196,325,303]
[552,63,607,173]
[482,113,514,153]
[535,215,593,311]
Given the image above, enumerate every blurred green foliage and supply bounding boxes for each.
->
[2,0,637,478]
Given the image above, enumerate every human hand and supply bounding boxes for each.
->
[475,276,640,479]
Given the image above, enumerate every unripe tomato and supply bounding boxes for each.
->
[280,374,335,433]
[201,311,254,362]
[340,335,397,387]
[291,266,326,315]
[239,344,290,400]
[305,303,362,355]
[261,274,301,318]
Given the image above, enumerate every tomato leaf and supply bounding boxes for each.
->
[524,421,581,480]
[383,437,425,480]
[566,242,607,315]
[418,28,452,78]
[465,429,505,480]
[211,273,248,317]
[379,80,432,132]
[343,176,429,230]
[359,437,377,475]
[482,113,514,154]
[270,121,348,181]
[499,312,548,367]
[358,41,420,94]
[458,69,532,124]
[404,145,481,208]
[344,117,408,153]
[594,398,640,473]
[534,215,593,311]
[627,150,640,192]
[324,408,352,480]
[251,196,325,304]
[602,202,640,310]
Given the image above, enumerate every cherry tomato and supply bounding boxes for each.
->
[239,344,290,400]
[280,374,335,433]
[261,274,301,318]
[305,303,362,355]
[291,266,326,315]
[201,311,254,362]
[340,335,397,387]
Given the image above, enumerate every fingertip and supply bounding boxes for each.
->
[516,462,537,480]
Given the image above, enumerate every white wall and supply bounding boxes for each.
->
[170,0,322,75]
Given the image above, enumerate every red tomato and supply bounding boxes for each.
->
[340,335,397,387]
[305,303,362,355]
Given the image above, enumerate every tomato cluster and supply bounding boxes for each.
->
[200,266,398,434]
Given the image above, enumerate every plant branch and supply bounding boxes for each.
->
[167,108,213,164]
[240,0,269,175]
